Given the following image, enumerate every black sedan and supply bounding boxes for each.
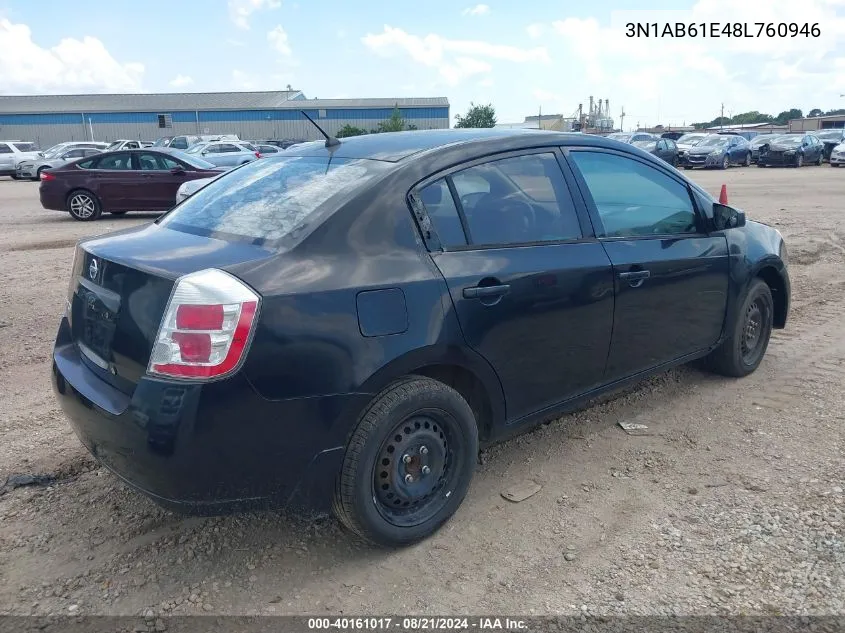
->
[757,134,824,167]
[814,129,845,161]
[748,134,781,163]
[52,129,790,546]
[632,137,679,165]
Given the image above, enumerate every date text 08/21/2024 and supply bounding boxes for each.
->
[625,22,821,38]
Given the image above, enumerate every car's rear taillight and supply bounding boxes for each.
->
[148,269,260,380]
[41,172,55,182]
[255,152,261,158]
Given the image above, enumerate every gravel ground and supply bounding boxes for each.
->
[0,166,843,619]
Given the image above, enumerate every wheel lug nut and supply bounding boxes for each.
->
[402,454,412,464]
[420,446,428,455]
[422,466,431,475]
[404,474,414,484]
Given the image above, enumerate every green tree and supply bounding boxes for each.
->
[455,102,497,128]
[336,124,368,138]
[808,108,823,118]
[377,105,407,133]
[774,108,802,125]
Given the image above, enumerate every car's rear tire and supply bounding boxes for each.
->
[333,376,479,547]
[701,279,773,378]
[67,190,102,221]
[34,166,46,181]
[817,153,823,166]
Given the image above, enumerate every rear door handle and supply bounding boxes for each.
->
[463,284,510,299]
[618,271,650,281]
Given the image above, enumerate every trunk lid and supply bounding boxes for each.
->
[68,224,274,394]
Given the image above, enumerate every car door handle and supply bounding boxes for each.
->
[463,284,510,299]
[618,270,650,287]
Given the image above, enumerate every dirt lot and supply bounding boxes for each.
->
[0,166,843,619]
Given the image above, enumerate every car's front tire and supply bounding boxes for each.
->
[702,279,773,378]
[721,155,730,170]
[817,153,823,166]
[333,376,479,547]
[744,153,752,167]
[67,190,102,221]
[794,154,803,168]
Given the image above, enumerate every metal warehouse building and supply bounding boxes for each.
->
[0,90,450,148]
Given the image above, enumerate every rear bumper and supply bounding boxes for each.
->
[39,184,66,211]
[52,317,369,514]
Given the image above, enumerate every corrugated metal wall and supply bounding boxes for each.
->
[0,107,450,148]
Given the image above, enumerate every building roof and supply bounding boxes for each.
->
[706,122,787,130]
[794,114,845,120]
[0,92,449,114]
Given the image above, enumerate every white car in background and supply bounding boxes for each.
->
[829,142,845,166]
[175,174,219,204]
[0,141,42,178]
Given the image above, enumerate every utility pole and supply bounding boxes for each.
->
[720,103,724,130]
[539,105,542,130]
[620,107,626,132]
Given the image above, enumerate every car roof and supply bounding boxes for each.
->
[283,128,612,163]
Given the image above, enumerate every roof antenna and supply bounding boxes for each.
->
[300,111,340,148]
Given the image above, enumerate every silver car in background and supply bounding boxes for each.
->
[184,141,259,167]
[0,141,42,177]
[16,146,103,180]
[175,174,220,204]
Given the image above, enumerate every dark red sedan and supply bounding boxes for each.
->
[40,149,225,221]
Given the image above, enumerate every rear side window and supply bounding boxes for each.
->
[95,154,133,170]
[11,142,38,152]
[170,137,188,149]
[449,153,582,246]
[159,156,390,245]
[0,144,11,154]
[419,180,467,247]
[570,151,696,238]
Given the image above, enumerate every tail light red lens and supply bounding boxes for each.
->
[148,269,260,380]
[41,172,55,181]
[255,152,261,158]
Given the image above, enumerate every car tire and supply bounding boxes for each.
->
[701,278,773,378]
[333,376,479,547]
[757,162,766,167]
[795,154,803,168]
[11,174,21,180]
[66,190,102,221]
[34,166,47,181]
[816,153,823,166]
[721,155,729,170]
[744,153,751,167]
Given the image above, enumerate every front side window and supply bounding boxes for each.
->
[570,151,697,238]
[170,137,188,149]
[63,149,86,159]
[449,153,582,246]
[217,144,240,153]
[95,154,133,170]
[159,156,390,245]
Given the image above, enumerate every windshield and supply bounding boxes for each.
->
[165,150,216,170]
[153,137,172,147]
[750,135,776,147]
[42,147,67,158]
[632,140,656,149]
[677,134,705,145]
[816,131,842,140]
[607,133,632,142]
[106,141,124,150]
[159,156,391,245]
[185,144,206,154]
[698,136,729,148]
[774,135,802,146]
[11,142,38,152]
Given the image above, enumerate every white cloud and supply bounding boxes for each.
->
[0,19,144,94]
[226,38,247,47]
[362,25,548,85]
[463,4,490,16]
[526,23,544,39]
[169,74,194,88]
[231,69,256,90]
[267,25,292,56]
[524,0,845,128]
[228,0,281,30]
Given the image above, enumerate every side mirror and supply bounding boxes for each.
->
[201,151,208,156]
[713,203,746,230]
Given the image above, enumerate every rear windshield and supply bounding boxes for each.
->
[158,156,390,245]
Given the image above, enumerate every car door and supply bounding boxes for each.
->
[666,139,678,164]
[412,150,615,422]
[0,143,13,173]
[566,148,730,380]
[215,143,243,166]
[135,152,188,210]
[88,152,136,210]
[58,148,88,167]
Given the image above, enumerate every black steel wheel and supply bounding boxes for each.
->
[700,278,773,377]
[334,376,478,546]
